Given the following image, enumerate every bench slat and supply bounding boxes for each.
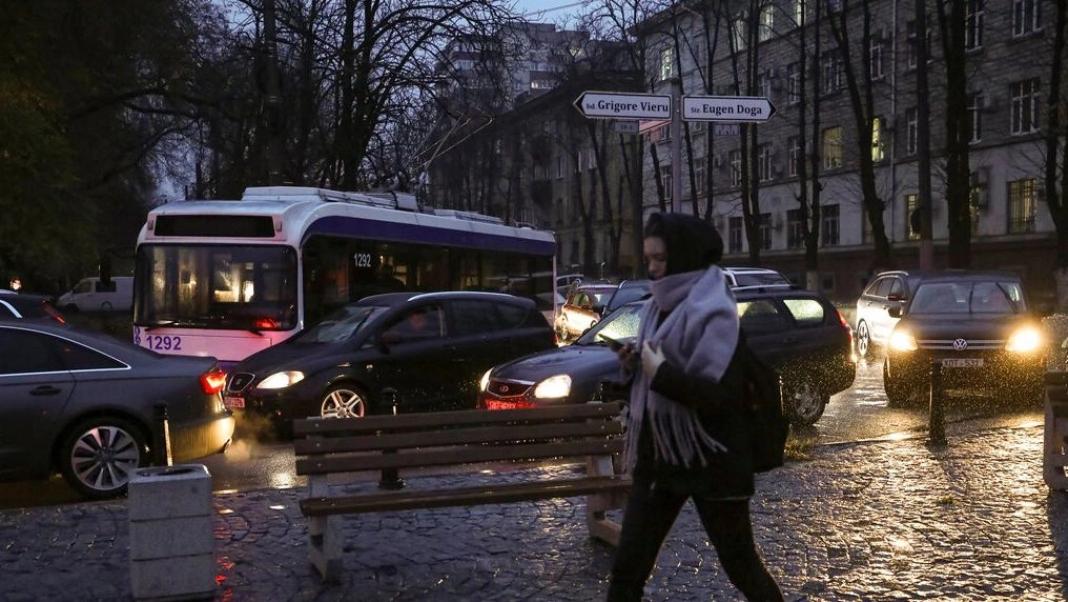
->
[293,402,623,436]
[299,475,632,516]
[294,420,624,455]
[296,439,623,475]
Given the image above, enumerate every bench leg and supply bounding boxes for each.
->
[308,515,343,582]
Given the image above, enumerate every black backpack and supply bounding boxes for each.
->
[738,337,789,473]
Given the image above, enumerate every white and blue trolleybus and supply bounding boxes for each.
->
[133,187,557,366]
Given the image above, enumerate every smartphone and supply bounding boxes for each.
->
[599,334,627,351]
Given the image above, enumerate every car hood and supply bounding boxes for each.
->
[491,343,619,384]
[233,339,347,374]
[898,313,1033,340]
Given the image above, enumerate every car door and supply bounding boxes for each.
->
[868,278,897,346]
[0,327,75,479]
[371,303,455,413]
[445,299,505,408]
[885,278,908,337]
[856,277,883,335]
[779,297,839,374]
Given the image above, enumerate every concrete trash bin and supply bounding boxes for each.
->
[1044,371,1068,491]
[128,464,215,601]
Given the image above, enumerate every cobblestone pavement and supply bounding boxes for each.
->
[2,422,1066,601]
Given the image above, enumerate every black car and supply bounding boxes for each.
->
[481,287,856,426]
[882,272,1046,405]
[0,321,234,499]
[225,292,554,431]
[0,291,66,323]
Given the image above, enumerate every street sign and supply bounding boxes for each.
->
[574,91,672,120]
[682,96,776,123]
[612,120,639,135]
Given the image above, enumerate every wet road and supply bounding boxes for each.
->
[0,358,1044,508]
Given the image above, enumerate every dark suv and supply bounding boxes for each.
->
[481,286,855,426]
[226,292,554,433]
[882,271,1046,405]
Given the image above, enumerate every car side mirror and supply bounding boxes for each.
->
[888,307,903,318]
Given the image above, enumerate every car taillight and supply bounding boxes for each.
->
[200,367,227,395]
[253,317,280,330]
[43,303,66,325]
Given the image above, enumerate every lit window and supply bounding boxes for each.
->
[822,127,843,170]
[906,193,921,240]
[659,47,674,81]
[760,6,775,42]
[906,108,918,155]
[1013,0,1041,37]
[1008,178,1037,234]
[871,117,885,162]
[967,94,983,143]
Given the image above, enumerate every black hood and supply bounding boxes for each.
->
[490,343,622,404]
[899,313,1033,340]
[645,212,723,276]
[233,338,348,375]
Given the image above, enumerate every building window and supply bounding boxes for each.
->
[794,0,805,26]
[906,108,918,155]
[965,0,984,50]
[907,20,931,69]
[730,150,742,187]
[906,193,921,240]
[970,171,984,236]
[732,19,748,52]
[759,6,775,42]
[787,62,801,104]
[729,217,744,253]
[870,42,884,80]
[1011,78,1040,135]
[1008,178,1037,234]
[821,204,840,246]
[661,165,672,201]
[822,50,843,94]
[758,144,772,181]
[967,94,983,143]
[788,136,801,177]
[1014,0,1041,37]
[757,70,772,100]
[659,47,674,81]
[787,209,804,249]
[871,117,885,162]
[822,126,843,170]
[695,157,707,196]
[555,155,564,179]
[759,213,773,250]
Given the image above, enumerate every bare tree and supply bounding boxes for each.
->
[1045,0,1068,308]
[829,0,892,269]
[935,0,972,268]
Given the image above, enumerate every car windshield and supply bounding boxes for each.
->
[292,305,388,343]
[909,281,1025,315]
[576,303,643,346]
[607,283,650,311]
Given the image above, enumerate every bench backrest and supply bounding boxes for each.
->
[292,402,625,477]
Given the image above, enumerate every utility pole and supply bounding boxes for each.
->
[916,0,934,269]
[670,77,683,213]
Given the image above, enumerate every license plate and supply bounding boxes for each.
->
[485,400,518,410]
[223,396,245,409]
[942,358,984,368]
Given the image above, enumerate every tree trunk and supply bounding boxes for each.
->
[262,0,285,184]
[937,0,972,268]
[649,139,667,212]
[915,0,935,269]
[806,0,823,282]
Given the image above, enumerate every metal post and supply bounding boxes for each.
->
[670,78,683,213]
[928,360,946,446]
[378,388,405,490]
[152,403,173,467]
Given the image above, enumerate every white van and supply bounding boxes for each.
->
[58,277,134,312]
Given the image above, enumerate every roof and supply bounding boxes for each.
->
[355,291,531,307]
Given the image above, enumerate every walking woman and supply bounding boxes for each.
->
[608,212,783,601]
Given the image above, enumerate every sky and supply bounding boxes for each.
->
[512,0,587,22]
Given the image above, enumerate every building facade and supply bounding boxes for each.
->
[637,0,1058,302]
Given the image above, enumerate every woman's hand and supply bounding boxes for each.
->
[640,342,666,378]
[617,342,638,372]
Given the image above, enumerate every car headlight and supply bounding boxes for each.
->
[533,374,572,399]
[1006,326,1043,353]
[256,371,305,390]
[479,369,492,392]
[889,330,918,352]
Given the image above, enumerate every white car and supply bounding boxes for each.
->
[853,271,921,359]
[58,277,133,312]
[722,267,792,291]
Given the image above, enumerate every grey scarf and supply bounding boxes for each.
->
[623,266,740,471]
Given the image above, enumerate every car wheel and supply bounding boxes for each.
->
[784,380,827,426]
[856,321,872,359]
[100,301,113,312]
[59,417,147,499]
[320,384,368,419]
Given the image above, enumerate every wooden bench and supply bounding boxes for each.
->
[292,401,632,582]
